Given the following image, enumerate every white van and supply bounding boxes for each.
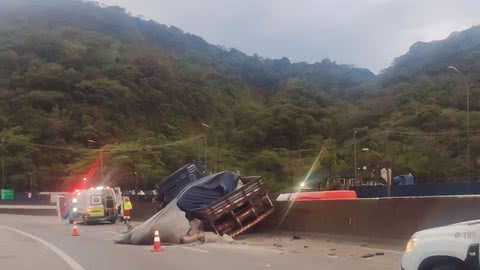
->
[69,186,119,224]
[402,220,480,270]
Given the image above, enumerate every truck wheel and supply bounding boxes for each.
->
[431,262,466,270]
[68,219,74,224]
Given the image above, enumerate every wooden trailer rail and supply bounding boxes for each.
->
[199,176,274,237]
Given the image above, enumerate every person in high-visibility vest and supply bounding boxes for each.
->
[123,197,133,224]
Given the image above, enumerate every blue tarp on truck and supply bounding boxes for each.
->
[154,162,204,208]
[177,171,239,218]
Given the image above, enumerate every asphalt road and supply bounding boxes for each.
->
[0,214,402,270]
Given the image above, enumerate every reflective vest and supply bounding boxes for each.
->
[124,201,132,210]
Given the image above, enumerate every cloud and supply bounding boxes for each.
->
[100,0,480,73]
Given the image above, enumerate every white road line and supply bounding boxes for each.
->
[180,246,209,253]
[0,226,86,270]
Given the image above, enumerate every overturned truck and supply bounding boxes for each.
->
[115,169,274,244]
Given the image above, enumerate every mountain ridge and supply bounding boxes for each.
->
[1,0,480,190]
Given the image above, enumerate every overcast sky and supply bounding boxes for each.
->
[99,0,480,73]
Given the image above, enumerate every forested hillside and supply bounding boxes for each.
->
[354,26,480,183]
[0,0,479,191]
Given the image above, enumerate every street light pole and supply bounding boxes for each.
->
[201,123,210,174]
[88,139,104,181]
[353,130,358,181]
[214,132,218,173]
[1,157,4,190]
[28,172,32,193]
[362,147,391,196]
[449,66,471,181]
[100,149,104,180]
[134,171,137,192]
[1,138,5,190]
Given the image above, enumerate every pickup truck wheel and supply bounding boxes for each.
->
[431,262,466,270]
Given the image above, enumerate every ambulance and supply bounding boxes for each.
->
[68,186,120,224]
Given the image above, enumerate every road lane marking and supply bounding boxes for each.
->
[180,246,209,253]
[0,226,86,270]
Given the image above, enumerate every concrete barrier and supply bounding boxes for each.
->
[258,195,480,240]
[5,194,480,241]
[0,196,157,220]
[0,205,57,216]
[39,192,70,204]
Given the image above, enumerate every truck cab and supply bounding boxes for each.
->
[402,220,480,270]
[69,186,118,224]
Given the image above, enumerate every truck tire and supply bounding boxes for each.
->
[431,262,466,270]
[68,219,74,224]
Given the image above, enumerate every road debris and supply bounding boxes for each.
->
[361,253,375,258]
[328,248,337,257]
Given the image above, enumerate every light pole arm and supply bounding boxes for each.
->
[369,150,384,158]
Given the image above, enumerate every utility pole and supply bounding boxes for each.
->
[353,129,358,182]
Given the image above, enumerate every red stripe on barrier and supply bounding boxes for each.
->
[295,190,357,201]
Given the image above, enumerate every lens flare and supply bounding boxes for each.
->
[276,147,326,229]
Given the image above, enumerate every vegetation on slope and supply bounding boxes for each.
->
[0,0,479,191]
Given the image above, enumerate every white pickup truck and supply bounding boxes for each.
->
[402,220,480,270]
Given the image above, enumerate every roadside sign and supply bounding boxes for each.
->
[1,189,14,200]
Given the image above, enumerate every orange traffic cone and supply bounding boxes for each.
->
[71,225,80,237]
[151,230,162,252]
